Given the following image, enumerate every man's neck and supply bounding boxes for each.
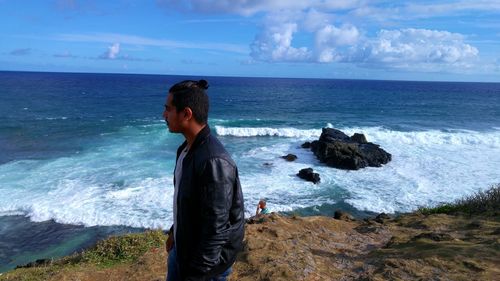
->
[183,123,206,150]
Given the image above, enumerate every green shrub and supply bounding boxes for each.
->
[80,230,166,267]
[419,184,500,216]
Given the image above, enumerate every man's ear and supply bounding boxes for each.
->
[183,107,193,121]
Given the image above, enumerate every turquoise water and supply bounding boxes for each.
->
[1,71,499,271]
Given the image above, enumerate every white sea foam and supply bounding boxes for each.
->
[343,127,500,148]
[0,124,499,228]
[35,116,68,120]
[228,125,500,214]
[0,125,177,229]
[0,161,173,229]
[216,125,500,148]
[215,125,324,138]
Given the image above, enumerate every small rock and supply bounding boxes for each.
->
[374,213,391,224]
[384,236,397,248]
[463,260,484,272]
[334,210,354,221]
[467,220,482,229]
[301,142,311,149]
[492,227,500,235]
[354,224,382,234]
[411,232,453,242]
[297,168,320,184]
[281,154,298,161]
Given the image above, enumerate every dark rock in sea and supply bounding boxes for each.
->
[16,258,53,269]
[301,142,311,149]
[309,128,391,170]
[263,162,273,167]
[334,210,355,221]
[281,154,298,162]
[297,168,320,184]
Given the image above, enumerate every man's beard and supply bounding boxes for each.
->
[165,120,176,133]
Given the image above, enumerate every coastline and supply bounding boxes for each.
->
[0,201,376,274]
[1,185,498,281]
[0,216,144,273]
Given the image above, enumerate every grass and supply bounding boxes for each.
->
[78,229,166,267]
[0,230,166,281]
[418,184,500,216]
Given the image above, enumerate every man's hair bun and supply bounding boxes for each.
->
[197,79,209,90]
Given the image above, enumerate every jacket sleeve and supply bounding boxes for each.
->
[184,157,235,279]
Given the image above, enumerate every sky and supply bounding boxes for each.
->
[1,0,499,82]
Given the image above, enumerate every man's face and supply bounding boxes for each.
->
[163,93,184,133]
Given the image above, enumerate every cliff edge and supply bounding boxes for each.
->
[1,186,498,281]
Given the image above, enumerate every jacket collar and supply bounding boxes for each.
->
[178,125,211,158]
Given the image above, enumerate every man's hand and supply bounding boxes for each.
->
[166,233,174,253]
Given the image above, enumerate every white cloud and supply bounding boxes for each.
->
[348,28,479,69]
[100,43,120,59]
[350,1,500,22]
[251,21,311,62]
[316,24,360,46]
[249,11,313,62]
[302,9,332,32]
[49,1,490,73]
[247,8,480,72]
[251,23,480,71]
[159,0,500,29]
[157,0,495,20]
[405,1,500,17]
[54,32,248,54]
[314,24,360,63]
[248,9,361,64]
[157,0,363,16]
[108,43,120,59]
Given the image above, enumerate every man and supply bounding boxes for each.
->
[163,79,245,281]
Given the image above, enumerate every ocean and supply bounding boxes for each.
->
[1,71,499,272]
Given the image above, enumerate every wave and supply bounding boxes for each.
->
[35,116,68,120]
[0,177,172,229]
[215,125,500,147]
[214,124,333,138]
[345,127,500,148]
[1,122,499,228]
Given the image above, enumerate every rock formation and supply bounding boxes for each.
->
[307,128,391,170]
[281,154,297,162]
[296,168,320,184]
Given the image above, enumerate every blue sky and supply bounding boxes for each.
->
[1,0,499,82]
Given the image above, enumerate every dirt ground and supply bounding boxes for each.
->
[2,212,499,281]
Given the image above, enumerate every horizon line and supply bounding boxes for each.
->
[0,69,499,84]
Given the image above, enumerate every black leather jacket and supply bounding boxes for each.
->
[172,125,245,281]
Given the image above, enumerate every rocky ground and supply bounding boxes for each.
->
[1,210,498,281]
[234,212,499,280]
